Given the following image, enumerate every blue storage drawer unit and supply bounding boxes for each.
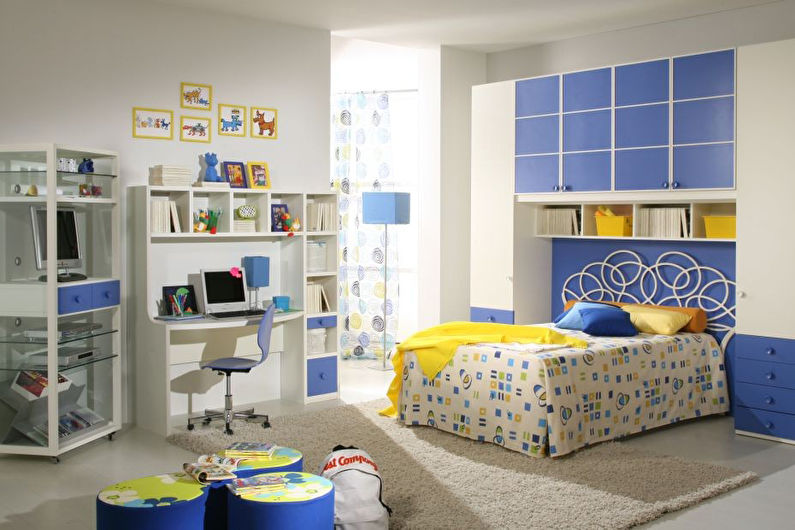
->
[307,315,337,329]
[58,284,93,314]
[470,307,514,324]
[92,280,120,309]
[307,356,338,397]
[734,334,795,442]
[516,75,559,117]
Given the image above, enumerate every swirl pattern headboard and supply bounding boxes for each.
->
[554,242,736,349]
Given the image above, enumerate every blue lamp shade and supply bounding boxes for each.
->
[362,192,410,225]
[242,256,270,288]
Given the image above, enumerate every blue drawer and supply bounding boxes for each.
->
[734,357,795,390]
[735,406,795,441]
[470,307,514,324]
[58,285,92,314]
[307,356,337,397]
[92,280,120,309]
[734,382,795,416]
[307,315,337,329]
[736,334,795,364]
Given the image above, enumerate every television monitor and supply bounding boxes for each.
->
[201,269,249,314]
[30,207,86,281]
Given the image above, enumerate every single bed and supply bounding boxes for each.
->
[396,250,735,458]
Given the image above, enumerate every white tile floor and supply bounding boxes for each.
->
[0,360,793,529]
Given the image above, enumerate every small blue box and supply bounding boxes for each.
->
[242,256,270,288]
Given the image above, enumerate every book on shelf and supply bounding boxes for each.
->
[221,441,278,459]
[539,208,579,236]
[149,165,193,186]
[151,198,182,233]
[227,474,288,496]
[193,180,230,189]
[306,282,331,314]
[307,202,334,231]
[183,454,244,484]
[637,207,689,238]
[11,370,71,401]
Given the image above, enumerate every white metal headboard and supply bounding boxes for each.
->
[561,250,736,349]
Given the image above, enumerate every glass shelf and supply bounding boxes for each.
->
[0,353,117,373]
[0,170,117,179]
[0,328,118,346]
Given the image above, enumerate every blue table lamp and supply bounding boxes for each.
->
[243,256,270,309]
[362,192,410,370]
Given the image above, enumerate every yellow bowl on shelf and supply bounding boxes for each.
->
[703,216,736,239]
[595,215,632,237]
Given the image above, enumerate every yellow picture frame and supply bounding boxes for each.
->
[218,103,246,137]
[250,107,278,139]
[180,82,212,111]
[179,116,212,143]
[246,161,271,189]
[132,107,174,140]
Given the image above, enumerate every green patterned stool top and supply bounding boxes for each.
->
[219,446,303,471]
[238,472,333,503]
[98,472,205,508]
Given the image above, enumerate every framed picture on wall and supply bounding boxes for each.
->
[250,107,278,139]
[271,203,288,232]
[179,116,211,143]
[132,107,173,140]
[246,161,270,189]
[222,161,247,188]
[218,103,246,136]
[181,82,212,111]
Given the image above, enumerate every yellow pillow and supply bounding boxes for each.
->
[621,304,692,335]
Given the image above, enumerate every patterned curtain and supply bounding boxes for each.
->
[332,92,398,361]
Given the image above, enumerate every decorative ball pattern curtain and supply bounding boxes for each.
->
[332,92,398,360]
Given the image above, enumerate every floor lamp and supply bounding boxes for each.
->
[362,192,410,370]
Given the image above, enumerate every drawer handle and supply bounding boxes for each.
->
[487,316,496,322]
[766,347,775,356]
[765,421,774,430]
[74,296,82,303]
[319,372,326,380]
[764,396,775,405]
[104,291,112,299]
[766,372,776,381]
[317,319,324,326]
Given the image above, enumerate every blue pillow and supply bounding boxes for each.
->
[554,301,622,330]
[579,308,637,337]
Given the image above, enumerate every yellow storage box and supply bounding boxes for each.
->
[703,216,736,239]
[595,215,633,237]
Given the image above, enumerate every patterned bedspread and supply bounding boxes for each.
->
[397,326,729,457]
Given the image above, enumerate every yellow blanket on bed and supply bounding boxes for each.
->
[379,322,587,417]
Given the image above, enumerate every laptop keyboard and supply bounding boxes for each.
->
[210,309,266,319]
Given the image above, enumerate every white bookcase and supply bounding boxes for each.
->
[131,185,339,436]
[0,144,122,462]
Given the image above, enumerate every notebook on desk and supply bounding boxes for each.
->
[200,269,266,319]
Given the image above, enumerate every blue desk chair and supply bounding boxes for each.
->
[187,304,275,435]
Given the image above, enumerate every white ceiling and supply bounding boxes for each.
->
[155,0,776,52]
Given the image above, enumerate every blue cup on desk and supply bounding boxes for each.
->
[273,296,290,311]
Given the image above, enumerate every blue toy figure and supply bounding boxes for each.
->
[203,153,222,182]
[77,158,94,174]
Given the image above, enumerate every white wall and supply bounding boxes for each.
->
[487,0,795,81]
[440,47,486,322]
[331,37,419,92]
[0,0,330,422]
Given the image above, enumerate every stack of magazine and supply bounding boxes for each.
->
[636,207,689,238]
[221,441,278,459]
[27,407,104,446]
[183,454,244,484]
[227,474,288,496]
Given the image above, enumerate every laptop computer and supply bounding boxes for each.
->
[200,268,265,319]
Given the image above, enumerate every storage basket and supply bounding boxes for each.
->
[307,241,327,272]
[307,328,327,355]
[703,216,736,239]
[595,216,632,237]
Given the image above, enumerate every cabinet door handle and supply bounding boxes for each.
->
[766,347,775,356]
[662,181,669,189]
[764,396,775,405]
[562,185,571,192]
[765,421,774,430]
[672,181,680,189]
[766,372,776,381]
[552,185,560,192]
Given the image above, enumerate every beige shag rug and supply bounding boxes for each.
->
[168,399,756,529]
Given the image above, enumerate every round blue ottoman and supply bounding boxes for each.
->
[96,472,208,530]
[227,472,334,529]
[205,447,304,530]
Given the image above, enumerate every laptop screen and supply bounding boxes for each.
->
[203,271,246,305]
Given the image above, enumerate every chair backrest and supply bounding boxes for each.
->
[256,304,276,365]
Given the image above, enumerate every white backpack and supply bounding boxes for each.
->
[319,446,391,529]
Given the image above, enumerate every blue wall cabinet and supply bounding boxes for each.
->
[516,116,559,155]
[673,97,734,144]
[516,75,559,117]
[615,104,668,149]
[673,143,734,189]
[615,59,669,106]
[674,49,734,100]
[615,148,669,191]
[562,151,611,192]
[515,155,559,193]
[563,68,611,112]
[562,110,611,152]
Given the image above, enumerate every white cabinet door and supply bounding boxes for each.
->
[736,39,795,338]
[470,81,515,311]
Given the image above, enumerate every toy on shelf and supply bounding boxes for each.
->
[77,158,94,174]
[193,208,223,234]
[280,212,301,237]
[195,153,229,188]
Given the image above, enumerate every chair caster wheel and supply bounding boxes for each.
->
[187,423,195,431]
[262,421,271,429]
[225,428,234,435]
[203,418,211,425]
[107,432,114,441]
[51,457,60,464]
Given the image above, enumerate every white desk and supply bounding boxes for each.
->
[135,311,305,436]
